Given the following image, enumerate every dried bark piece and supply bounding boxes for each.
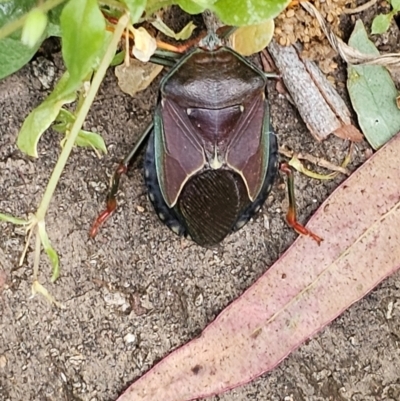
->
[268,40,362,142]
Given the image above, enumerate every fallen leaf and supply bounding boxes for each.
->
[115,59,163,97]
[117,132,400,401]
[347,20,400,149]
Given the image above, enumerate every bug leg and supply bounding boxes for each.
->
[280,162,323,244]
[90,123,153,238]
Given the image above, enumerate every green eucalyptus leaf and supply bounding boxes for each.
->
[371,13,392,34]
[121,0,146,23]
[60,0,106,89]
[37,221,60,282]
[17,73,77,157]
[211,0,290,26]
[347,20,400,149]
[75,130,107,154]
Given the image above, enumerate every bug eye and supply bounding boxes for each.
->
[240,105,244,112]
[186,108,192,115]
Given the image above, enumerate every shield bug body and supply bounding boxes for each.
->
[91,33,321,246]
[144,41,278,246]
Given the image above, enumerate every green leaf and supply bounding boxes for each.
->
[54,109,107,155]
[37,221,60,282]
[0,36,40,79]
[176,0,209,14]
[110,50,125,66]
[0,0,41,79]
[121,0,146,23]
[371,13,392,34]
[0,0,36,27]
[75,130,107,155]
[47,3,65,37]
[0,212,29,225]
[0,0,64,77]
[17,73,76,157]
[52,108,75,133]
[391,0,400,11]
[60,0,106,89]
[211,0,290,26]
[47,2,64,25]
[347,20,400,149]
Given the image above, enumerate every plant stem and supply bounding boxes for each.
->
[0,0,67,41]
[35,13,129,221]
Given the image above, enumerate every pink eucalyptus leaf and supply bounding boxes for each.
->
[117,133,400,401]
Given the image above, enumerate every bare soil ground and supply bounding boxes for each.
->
[0,6,400,401]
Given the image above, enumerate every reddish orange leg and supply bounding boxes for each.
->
[90,123,153,238]
[90,164,127,238]
[280,163,323,245]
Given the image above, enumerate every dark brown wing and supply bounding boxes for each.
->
[225,93,270,201]
[154,99,206,207]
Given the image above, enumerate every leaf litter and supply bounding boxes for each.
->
[117,132,400,401]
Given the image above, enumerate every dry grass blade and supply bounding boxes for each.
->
[279,147,351,175]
